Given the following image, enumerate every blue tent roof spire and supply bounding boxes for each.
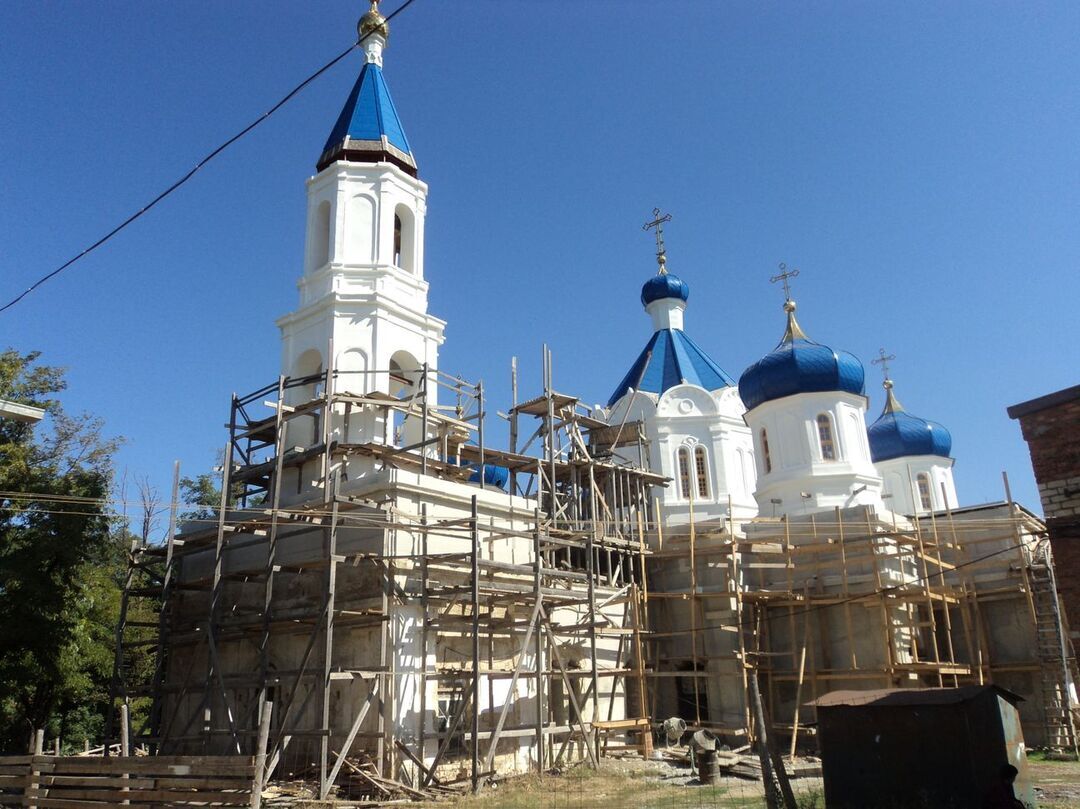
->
[317,2,417,174]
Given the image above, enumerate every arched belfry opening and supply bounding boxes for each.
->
[393,203,415,273]
[292,349,324,446]
[388,349,422,447]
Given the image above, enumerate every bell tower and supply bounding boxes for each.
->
[277,1,445,416]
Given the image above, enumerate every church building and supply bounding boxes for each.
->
[601,243,1075,750]
[113,5,1078,797]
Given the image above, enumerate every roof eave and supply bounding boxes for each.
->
[316,137,417,175]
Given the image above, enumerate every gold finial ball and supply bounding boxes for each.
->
[883,378,894,390]
[783,299,797,313]
[359,0,389,40]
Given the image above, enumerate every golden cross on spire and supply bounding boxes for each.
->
[871,348,896,382]
[770,262,807,341]
[642,208,672,275]
[872,348,903,412]
[769,262,800,302]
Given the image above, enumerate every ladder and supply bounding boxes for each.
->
[1028,539,1079,754]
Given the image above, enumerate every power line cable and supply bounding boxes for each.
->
[0,0,418,315]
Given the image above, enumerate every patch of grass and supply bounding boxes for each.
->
[795,790,824,809]
[1027,750,1079,763]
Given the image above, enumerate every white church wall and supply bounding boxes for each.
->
[604,383,758,532]
[876,455,959,515]
[277,157,446,505]
[745,390,884,514]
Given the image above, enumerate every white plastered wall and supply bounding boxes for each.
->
[744,390,885,515]
[276,160,446,499]
[877,455,959,516]
[604,383,759,535]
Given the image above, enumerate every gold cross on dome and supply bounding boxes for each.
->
[871,348,896,381]
[769,262,800,301]
[642,208,672,273]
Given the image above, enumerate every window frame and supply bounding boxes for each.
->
[676,447,692,500]
[693,445,709,500]
[916,472,933,511]
[816,413,837,462]
[761,429,772,474]
[393,214,403,266]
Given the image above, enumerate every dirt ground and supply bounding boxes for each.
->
[409,757,823,809]
[1029,755,1080,808]
[375,754,1080,809]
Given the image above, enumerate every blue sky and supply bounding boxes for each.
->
[3,1,1078,520]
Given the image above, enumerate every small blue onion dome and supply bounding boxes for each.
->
[641,272,689,307]
[738,301,865,412]
[468,463,509,489]
[867,382,952,462]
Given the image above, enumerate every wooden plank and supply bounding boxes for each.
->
[323,679,378,794]
[32,757,252,768]
[34,777,250,791]
[27,788,250,803]
[32,778,153,790]
[592,718,649,730]
[0,757,33,765]
[33,760,253,777]
[393,741,440,787]
[24,800,153,809]
[154,776,252,790]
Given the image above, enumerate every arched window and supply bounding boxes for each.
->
[817,413,836,461]
[393,204,415,273]
[694,446,709,500]
[293,349,324,447]
[677,447,692,499]
[916,473,933,511]
[388,350,421,448]
[761,429,772,474]
[394,214,402,265]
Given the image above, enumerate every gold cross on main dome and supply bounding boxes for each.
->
[642,208,673,274]
[769,262,800,301]
[872,347,896,381]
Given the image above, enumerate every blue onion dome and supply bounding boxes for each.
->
[641,270,689,307]
[738,300,865,412]
[867,380,952,462]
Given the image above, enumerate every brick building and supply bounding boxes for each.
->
[1008,384,1080,639]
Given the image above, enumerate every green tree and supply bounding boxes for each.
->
[179,453,262,527]
[178,471,220,524]
[0,350,124,752]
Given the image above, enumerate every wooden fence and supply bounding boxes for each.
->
[0,755,260,809]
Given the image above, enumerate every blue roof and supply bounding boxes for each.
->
[607,328,736,407]
[318,61,415,172]
[867,390,952,462]
[738,310,865,411]
[641,273,689,306]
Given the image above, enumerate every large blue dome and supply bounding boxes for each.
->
[867,387,952,462]
[641,273,689,306]
[738,305,864,412]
